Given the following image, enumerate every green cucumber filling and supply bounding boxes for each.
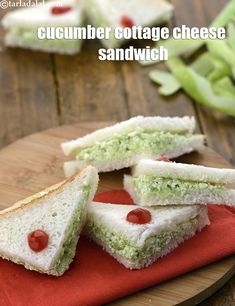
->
[85,0,120,47]
[86,218,198,265]
[52,185,91,275]
[132,175,225,200]
[10,28,81,51]
[75,128,200,163]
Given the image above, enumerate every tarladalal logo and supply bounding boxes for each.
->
[0,0,47,9]
[0,0,8,9]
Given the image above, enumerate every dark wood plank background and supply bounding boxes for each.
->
[0,0,234,304]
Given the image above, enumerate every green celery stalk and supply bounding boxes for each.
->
[207,55,231,82]
[150,53,215,96]
[139,0,235,66]
[227,22,235,50]
[213,77,235,99]
[211,0,235,27]
[167,57,235,117]
[149,70,181,95]
[139,39,203,66]
[185,0,235,56]
[207,39,235,78]
[190,52,215,76]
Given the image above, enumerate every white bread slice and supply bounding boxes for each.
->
[87,0,173,28]
[3,34,83,55]
[2,0,83,28]
[83,0,173,48]
[85,202,209,269]
[61,116,196,156]
[63,134,205,176]
[0,166,98,276]
[1,0,84,54]
[124,175,235,207]
[132,160,235,184]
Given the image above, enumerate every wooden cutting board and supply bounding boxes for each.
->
[0,122,234,306]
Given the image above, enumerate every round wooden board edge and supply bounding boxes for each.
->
[179,258,235,306]
[0,122,234,306]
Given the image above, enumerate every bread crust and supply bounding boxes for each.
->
[132,160,235,184]
[0,166,96,217]
[61,116,196,156]
[2,0,83,28]
[0,165,99,276]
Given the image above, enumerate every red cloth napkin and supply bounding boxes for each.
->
[0,190,234,306]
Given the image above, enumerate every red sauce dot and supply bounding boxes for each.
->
[28,230,49,252]
[126,208,152,224]
[120,15,134,28]
[51,6,72,15]
[158,157,172,162]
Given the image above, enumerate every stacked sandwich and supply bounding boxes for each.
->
[1,0,173,54]
[62,115,204,174]
[1,0,85,55]
[1,116,234,275]
[60,115,235,270]
[124,159,235,206]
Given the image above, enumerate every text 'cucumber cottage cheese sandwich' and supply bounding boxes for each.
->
[1,0,84,54]
[83,0,173,48]
[124,159,235,206]
[61,116,205,175]
[0,166,98,276]
[85,202,209,269]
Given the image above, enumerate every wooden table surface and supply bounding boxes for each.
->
[0,0,234,305]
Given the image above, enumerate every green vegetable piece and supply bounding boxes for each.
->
[190,52,215,76]
[210,0,235,28]
[227,22,235,50]
[140,0,235,66]
[149,53,214,96]
[213,77,235,99]
[159,39,203,59]
[149,70,181,95]
[207,39,235,78]
[207,55,231,82]
[167,57,235,117]
[139,39,203,66]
